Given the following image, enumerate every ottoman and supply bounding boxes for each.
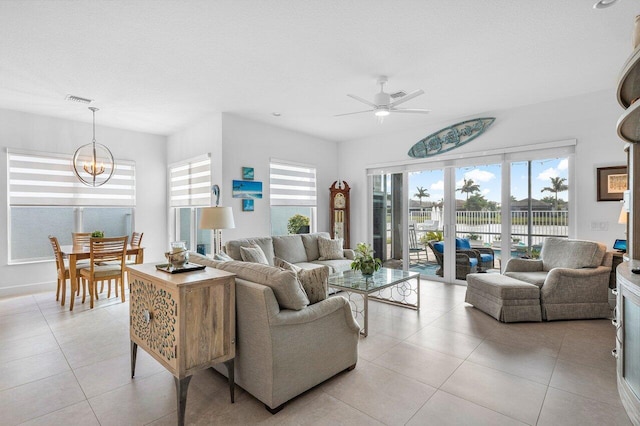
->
[465,273,542,322]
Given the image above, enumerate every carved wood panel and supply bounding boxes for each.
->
[130,276,178,368]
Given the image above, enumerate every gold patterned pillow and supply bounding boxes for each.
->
[317,237,344,261]
[274,257,329,304]
[240,244,269,264]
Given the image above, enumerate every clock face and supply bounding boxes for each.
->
[334,193,346,209]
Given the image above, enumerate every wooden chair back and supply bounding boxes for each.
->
[89,236,128,266]
[72,232,91,247]
[131,231,143,246]
[48,235,66,281]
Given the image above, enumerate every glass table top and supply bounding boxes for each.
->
[328,267,419,292]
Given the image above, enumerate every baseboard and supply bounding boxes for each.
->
[0,281,54,298]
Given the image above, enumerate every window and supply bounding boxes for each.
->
[168,154,212,253]
[7,149,136,263]
[269,159,317,236]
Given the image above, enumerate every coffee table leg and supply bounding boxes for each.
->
[363,293,368,337]
[417,275,421,310]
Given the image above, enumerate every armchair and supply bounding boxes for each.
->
[456,238,495,271]
[427,240,479,280]
[503,237,612,320]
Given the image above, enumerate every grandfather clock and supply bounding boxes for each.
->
[329,181,350,248]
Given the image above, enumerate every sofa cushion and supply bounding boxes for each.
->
[225,237,275,265]
[275,257,328,304]
[214,251,233,261]
[187,251,218,268]
[240,244,269,264]
[540,237,605,271]
[467,274,540,300]
[504,271,548,288]
[215,260,309,310]
[300,232,330,261]
[311,259,353,274]
[318,237,345,260]
[272,235,308,264]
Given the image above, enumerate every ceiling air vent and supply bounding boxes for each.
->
[390,91,407,99]
[65,94,93,104]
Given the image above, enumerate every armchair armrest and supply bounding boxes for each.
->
[474,246,495,256]
[541,266,611,304]
[269,296,360,333]
[343,249,355,260]
[504,258,543,273]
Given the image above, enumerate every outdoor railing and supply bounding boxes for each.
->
[408,209,568,248]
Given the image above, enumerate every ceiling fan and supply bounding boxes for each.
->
[335,76,430,119]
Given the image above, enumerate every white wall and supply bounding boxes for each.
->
[221,113,339,241]
[0,108,167,297]
[338,89,627,249]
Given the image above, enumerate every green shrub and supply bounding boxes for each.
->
[287,214,310,234]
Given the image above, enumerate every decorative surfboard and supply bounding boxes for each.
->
[408,117,495,158]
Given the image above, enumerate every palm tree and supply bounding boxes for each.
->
[414,186,429,210]
[540,177,568,210]
[457,178,480,201]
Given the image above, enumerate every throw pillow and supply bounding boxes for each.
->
[318,237,344,261]
[214,251,234,261]
[215,260,309,310]
[274,257,329,304]
[240,244,269,264]
[187,251,221,268]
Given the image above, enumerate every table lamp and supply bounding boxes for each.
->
[199,185,235,255]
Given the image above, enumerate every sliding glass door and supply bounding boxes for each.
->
[509,157,570,260]
[372,173,404,270]
[369,142,574,284]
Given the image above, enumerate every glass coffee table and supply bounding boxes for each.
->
[328,268,420,336]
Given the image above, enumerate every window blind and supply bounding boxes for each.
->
[169,154,211,207]
[8,149,135,207]
[270,160,317,206]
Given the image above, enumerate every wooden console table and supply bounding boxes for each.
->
[127,264,236,426]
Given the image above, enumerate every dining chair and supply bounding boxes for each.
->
[79,236,128,308]
[72,232,91,246]
[128,231,144,262]
[48,235,85,307]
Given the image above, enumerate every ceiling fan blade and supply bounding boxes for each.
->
[391,108,431,114]
[347,94,378,108]
[389,89,425,107]
[334,109,375,117]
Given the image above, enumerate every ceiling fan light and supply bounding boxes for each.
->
[374,109,390,117]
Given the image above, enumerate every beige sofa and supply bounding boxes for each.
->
[188,237,360,413]
[223,232,355,273]
[466,237,613,321]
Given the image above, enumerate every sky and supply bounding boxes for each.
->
[408,157,569,204]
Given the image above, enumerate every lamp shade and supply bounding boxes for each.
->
[619,205,628,225]
[199,206,235,230]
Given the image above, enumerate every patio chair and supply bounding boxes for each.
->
[427,240,479,280]
[409,224,427,262]
[456,237,495,271]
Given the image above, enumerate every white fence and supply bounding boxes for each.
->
[409,209,568,247]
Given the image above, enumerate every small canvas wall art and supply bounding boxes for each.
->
[242,199,254,211]
[232,180,263,199]
[242,167,254,180]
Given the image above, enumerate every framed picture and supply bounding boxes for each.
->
[242,167,254,180]
[232,180,263,199]
[597,166,627,201]
[242,199,254,212]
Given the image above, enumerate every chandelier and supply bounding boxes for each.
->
[72,107,115,187]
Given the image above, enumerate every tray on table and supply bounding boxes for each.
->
[155,262,206,274]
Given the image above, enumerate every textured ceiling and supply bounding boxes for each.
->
[0,0,638,142]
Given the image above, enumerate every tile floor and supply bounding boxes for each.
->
[0,280,632,425]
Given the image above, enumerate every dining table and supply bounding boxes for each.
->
[60,243,144,310]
